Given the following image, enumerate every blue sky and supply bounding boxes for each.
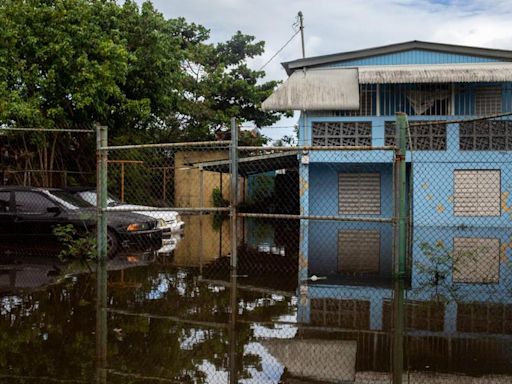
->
[135,0,512,141]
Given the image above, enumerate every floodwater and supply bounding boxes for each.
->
[0,216,511,383]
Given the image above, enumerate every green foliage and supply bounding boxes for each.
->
[239,174,275,213]
[415,241,460,301]
[211,186,229,231]
[0,0,283,140]
[53,224,96,261]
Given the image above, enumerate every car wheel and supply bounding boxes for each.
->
[107,229,119,259]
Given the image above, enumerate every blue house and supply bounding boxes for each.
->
[262,41,512,283]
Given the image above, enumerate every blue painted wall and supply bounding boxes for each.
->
[300,225,512,334]
[324,49,499,67]
[307,221,393,282]
[308,163,395,218]
[297,47,512,287]
[300,115,512,227]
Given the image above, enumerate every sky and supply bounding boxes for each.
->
[135,0,512,141]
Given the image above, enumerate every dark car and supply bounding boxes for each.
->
[0,187,162,257]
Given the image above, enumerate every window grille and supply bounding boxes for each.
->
[310,298,370,329]
[457,302,512,334]
[338,173,381,215]
[475,87,502,116]
[312,122,372,146]
[453,170,501,217]
[381,84,450,116]
[459,120,512,150]
[383,300,445,332]
[385,121,446,150]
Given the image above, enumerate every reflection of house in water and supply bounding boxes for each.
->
[174,150,300,269]
[290,226,512,380]
[172,214,231,267]
[173,150,240,268]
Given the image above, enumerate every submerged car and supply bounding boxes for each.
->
[68,189,185,238]
[0,187,163,257]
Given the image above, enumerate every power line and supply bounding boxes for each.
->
[258,30,300,72]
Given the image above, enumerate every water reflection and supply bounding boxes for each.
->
[0,221,511,383]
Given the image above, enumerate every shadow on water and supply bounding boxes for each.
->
[0,218,511,383]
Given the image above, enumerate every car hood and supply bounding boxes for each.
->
[69,207,157,226]
[108,204,179,221]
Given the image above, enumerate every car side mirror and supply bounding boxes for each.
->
[47,206,61,216]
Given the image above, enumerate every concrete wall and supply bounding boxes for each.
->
[174,150,243,208]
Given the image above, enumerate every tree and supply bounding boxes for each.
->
[0,0,284,182]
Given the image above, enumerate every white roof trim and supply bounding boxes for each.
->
[358,62,512,84]
[261,68,360,111]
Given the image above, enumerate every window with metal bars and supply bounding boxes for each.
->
[457,302,512,334]
[384,121,446,150]
[312,122,372,146]
[475,87,502,116]
[459,120,512,150]
[381,84,450,116]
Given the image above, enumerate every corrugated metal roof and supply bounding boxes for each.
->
[261,68,359,111]
[282,41,512,74]
[358,62,512,84]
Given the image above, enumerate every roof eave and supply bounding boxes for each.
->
[282,40,512,75]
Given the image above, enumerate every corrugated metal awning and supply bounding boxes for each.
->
[261,68,359,111]
[193,151,298,176]
[358,62,512,84]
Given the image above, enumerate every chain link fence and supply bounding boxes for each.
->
[1,115,512,383]
[94,114,512,384]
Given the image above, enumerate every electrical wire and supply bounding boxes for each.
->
[258,30,300,72]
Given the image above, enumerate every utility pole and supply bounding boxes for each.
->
[298,11,305,59]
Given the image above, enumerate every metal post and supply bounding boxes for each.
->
[392,113,408,384]
[230,117,238,270]
[229,272,238,384]
[229,117,239,384]
[199,166,204,276]
[120,162,125,202]
[162,167,167,203]
[95,124,108,384]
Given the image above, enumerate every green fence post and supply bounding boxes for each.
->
[96,124,108,384]
[393,113,408,384]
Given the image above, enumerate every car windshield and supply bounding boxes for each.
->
[46,190,93,209]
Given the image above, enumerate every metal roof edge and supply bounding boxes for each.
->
[282,40,512,75]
